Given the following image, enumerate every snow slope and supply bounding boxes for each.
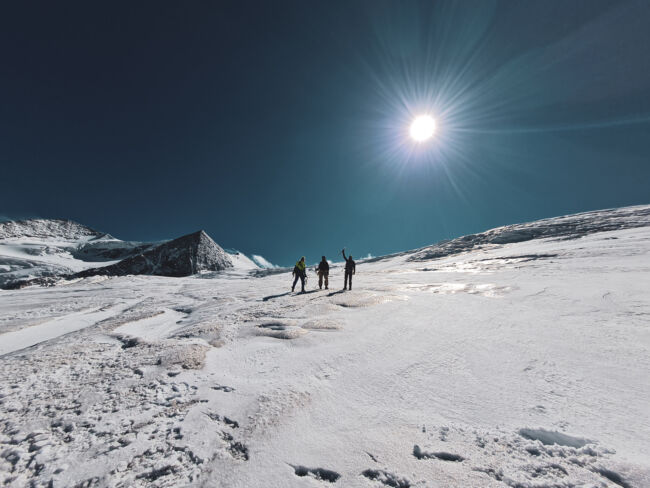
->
[0,205,649,488]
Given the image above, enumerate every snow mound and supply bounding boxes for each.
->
[156,342,211,370]
[301,318,342,330]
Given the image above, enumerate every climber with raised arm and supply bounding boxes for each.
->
[341,249,355,290]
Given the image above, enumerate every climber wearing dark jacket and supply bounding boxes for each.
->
[292,256,307,293]
[341,249,356,290]
[317,256,329,290]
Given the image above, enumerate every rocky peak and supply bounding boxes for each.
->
[75,229,233,278]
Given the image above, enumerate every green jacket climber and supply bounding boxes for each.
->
[292,256,307,292]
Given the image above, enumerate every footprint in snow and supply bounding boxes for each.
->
[362,469,411,488]
[413,445,464,462]
[290,465,341,483]
[256,322,307,340]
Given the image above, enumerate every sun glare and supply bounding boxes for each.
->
[410,115,436,142]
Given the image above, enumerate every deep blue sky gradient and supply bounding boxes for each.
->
[2,1,649,265]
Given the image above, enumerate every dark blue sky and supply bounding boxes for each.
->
[2,1,649,266]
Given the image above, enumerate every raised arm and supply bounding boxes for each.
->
[341,249,347,261]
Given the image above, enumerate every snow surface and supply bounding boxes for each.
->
[1,206,649,487]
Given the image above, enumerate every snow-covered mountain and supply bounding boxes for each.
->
[408,205,650,261]
[0,219,261,288]
[1,205,649,488]
[0,219,139,288]
[76,230,233,278]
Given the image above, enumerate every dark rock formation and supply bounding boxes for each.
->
[75,230,233,278]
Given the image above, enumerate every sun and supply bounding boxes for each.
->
[410,115,436,142]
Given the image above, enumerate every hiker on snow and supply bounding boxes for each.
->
[317,256,329,290]
[292,256,307,293]
[341,249,356,290]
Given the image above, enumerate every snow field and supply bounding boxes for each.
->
[1,210,649,487]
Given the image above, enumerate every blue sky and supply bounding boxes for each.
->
[1,0,649,266]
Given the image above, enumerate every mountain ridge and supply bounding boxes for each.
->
[0,221,244,289]
[1,204,649,289]
[75,230,233,278]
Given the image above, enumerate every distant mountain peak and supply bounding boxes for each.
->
[75,229,233,278]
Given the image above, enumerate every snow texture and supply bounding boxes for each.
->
[1,205,649,487]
